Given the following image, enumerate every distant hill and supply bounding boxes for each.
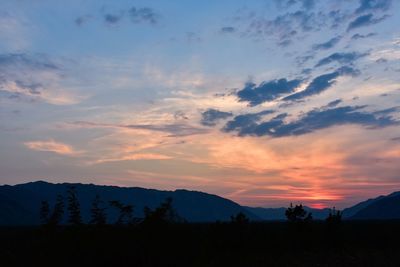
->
[0,181,258,225]
[349,192,400,220]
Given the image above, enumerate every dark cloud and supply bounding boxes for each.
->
[237,78,303,106]
[223,110,275,135]
[347,14,388,31]
[220,26,236,34]
[104,13,123,24]
[224,105,398,137]
[355,0,392,14]
[315,52,367,67]
[129,7,159,24]
[325,99,343,108]
[312,36,341,50]
[99,6,159,26]
[351,32,377,40]
[283,67,359,101]
[201,109,233,126]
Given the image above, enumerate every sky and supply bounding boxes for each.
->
[0,0,399,209]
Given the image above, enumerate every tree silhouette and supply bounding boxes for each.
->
[230,212,249,225]
[67,186,82,225]
[109,200,134,225]
[285,203,313,223]
[48,194,64,226]
[39,200,50,225]
[143,197,183,225]
[90,194,107,226]
[326,207,342,224]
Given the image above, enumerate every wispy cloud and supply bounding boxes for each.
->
[315,52,367,67]
[201,109,233,126]
[0,53,86,105]
[347,14,388,31]
[24,140,82,155]
[70,121,209,137]
[93,153,171,164]
[312,36,341,50]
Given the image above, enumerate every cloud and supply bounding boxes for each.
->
[220,26,236,34]
[224,105,399,137]
[275,0,316,10]
[347,14,388,31]
[312,36,341,50]
[129,7,159,25]
[93,153,172,164]
[24,140,82,155]
[315,52,367,67]
[223,110,275,135]
[201,109,233,126]
[325,99,343,108]
[237,3,353,46]
[0,53,84,105]
[237,78,303,106]
[70,121,209,137]
[0,53,58,70]
[104,13,123,24]
[351,32,377,40]
[99,6,159,26]
[355,0,392,14]
[283,66,359,101]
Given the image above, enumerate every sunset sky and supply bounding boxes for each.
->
[1,0,399,208]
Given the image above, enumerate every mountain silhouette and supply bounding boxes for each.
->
[1,181,400,225]
[0,181,258,225]
[349,192,400,220]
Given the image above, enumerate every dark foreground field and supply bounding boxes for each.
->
[1,222,400,267]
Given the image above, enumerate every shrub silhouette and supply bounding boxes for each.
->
[109,200,134,225]
[90,194,107,226]
[326,207,342,224]
[285,203,313,222]
[143,197,183,225]
[48,194,64,226]
[67,186,82,225]
[230,212,249,225]
[39,200,50,225]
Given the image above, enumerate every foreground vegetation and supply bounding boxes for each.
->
[1,220,400,267]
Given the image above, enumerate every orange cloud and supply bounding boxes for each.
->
[24,140,82,155]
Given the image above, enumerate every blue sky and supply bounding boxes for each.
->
[1,0,400,208]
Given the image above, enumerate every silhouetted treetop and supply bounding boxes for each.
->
[285,203,313,222]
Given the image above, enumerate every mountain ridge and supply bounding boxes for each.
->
[1,181,400,225]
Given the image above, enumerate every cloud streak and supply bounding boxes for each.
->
[24,140,82,155]
[283,66,359,101]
